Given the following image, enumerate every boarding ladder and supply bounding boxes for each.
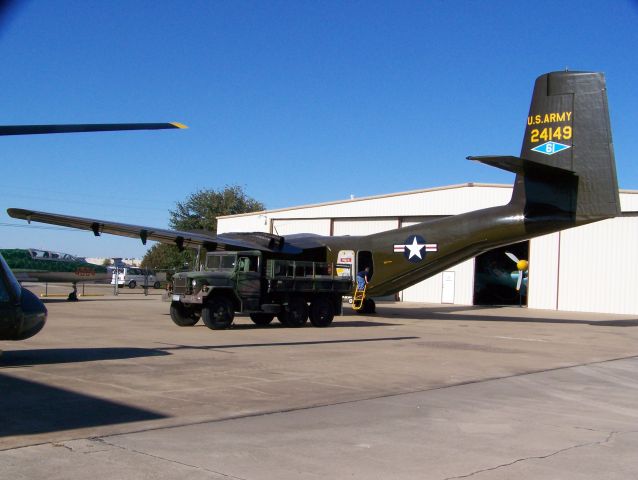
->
[352,285,366,311]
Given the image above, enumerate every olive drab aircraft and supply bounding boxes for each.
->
[8,71,621,320]
[1,122,185,341]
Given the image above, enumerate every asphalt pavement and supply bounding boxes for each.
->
[2,286,637,479]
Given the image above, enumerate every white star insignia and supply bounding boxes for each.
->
[405,236,425,259]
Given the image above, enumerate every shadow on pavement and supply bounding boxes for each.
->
[367,305,638,327]
[0,347,170,367]
[0,373,166,438]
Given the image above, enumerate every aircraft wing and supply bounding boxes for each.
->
[0,122,187,136]
[7,208,303,254]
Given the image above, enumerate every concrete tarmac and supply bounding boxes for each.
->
[2,287,638,478]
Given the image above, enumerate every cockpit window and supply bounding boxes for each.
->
[30,249,78,261]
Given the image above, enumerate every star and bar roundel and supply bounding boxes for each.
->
[393,235,438,263]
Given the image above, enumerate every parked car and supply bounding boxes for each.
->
[111,267,161,289]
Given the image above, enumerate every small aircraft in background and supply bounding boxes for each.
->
[0,248,110,301]
[1,121,186,342]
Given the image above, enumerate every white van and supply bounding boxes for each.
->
[111,267,160,289]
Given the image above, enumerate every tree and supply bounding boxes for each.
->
[142,185,265,271]
[169,184,265,232]
[101,258,113,267]
[141,244,195,273]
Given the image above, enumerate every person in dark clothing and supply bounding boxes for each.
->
[356,266,370,290]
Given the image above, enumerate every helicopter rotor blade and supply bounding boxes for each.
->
[0,122,187,136]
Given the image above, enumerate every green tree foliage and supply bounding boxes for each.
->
[141,244,195,272]
[169,184,265,232]
[142,185,265,271]
[102,258,113,267]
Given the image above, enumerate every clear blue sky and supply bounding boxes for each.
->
[1,0,637,258]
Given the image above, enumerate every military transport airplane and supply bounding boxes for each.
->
[0,121,185,341]
[8,71,621,318]
[0,248,110,301]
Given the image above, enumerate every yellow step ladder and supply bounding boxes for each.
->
[352,285,366,311]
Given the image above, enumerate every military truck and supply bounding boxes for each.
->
[169,250,354,330]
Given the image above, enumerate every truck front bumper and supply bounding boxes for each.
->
[171,293,204,305]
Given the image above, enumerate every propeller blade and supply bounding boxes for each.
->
[516,271,523,291]
[505,251,519,263]
[0,122,187,136]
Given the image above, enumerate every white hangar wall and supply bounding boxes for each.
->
[528,216,638,315]
[217,184,638,314]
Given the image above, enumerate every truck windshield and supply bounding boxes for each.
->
[205,254,236,271]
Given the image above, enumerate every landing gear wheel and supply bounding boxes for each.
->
[153,281,161,289]
[67,291,78,302]
[310,296,334,327]
[356,298,376,314]
[170,301,200,326]
[128,280,137,289]
[250,313,275,326]
[278,297,308,327]
[202,297,234,330]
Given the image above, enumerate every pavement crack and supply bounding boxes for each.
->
[442,431,620,480]
[51,442,74,452]
[93,438,249,479]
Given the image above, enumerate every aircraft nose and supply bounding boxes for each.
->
[15,288,48,340]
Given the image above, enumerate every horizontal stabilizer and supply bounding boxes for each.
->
[467,155,575,177]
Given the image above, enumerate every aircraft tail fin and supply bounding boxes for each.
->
[474,71,620,223]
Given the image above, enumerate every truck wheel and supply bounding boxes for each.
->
[128,280,137,289]
[153,281,161,289]
[202,297,234,330]
[250,313,274,326]
[310,297,334,327]
[170,301,200,326]
[279,297,308,327]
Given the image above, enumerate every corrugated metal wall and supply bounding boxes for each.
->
[527,216,638,314]
[333,219,398,235]
[527,233,560,310]
[556,217,638,314]
[272,218,331,236]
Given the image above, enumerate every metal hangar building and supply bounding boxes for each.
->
[217,184,638,315]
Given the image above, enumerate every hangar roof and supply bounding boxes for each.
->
[219,183,513,219]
